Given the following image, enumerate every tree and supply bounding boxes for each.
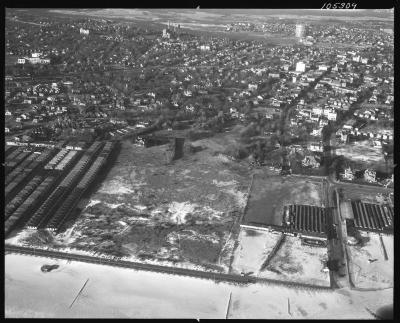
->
[240,122,258,141]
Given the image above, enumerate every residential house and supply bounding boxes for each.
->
[327,110,337,121]
[248,83,258,91]
[308,141,324,152]
[341,167,354,181]
[302,155,320,168]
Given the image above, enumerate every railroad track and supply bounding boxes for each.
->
[5,244,255,285]
[5,244,333,291]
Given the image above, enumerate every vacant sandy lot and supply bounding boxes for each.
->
[259,235,330,287]
[17,130,252,273]
[347,231,393,289]
[231,228,282,276]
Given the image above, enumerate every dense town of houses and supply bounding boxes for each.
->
[5,12,394,183]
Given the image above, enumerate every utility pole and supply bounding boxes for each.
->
[177,217,182,256]
[225,291,232,319]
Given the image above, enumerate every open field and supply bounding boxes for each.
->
[15,128,252,272]
[347,231,393,289]
[243,175,323,227]
[5,54,18,66]
[11,8,391,48]
[49,8,227,23]
[42,8,389,46]
[6,253,392,318]
[46,8,394,23]
[231,228,282,276]
[259,235,330,287]
[21,9,293,45]
[335,141,385,165]
[339,183,392,204]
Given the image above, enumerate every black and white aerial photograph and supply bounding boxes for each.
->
[4,3,395,319]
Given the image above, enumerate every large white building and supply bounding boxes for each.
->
[295,24,306,38]
[200,45,210,51]
[79,28,89,35]
[296,61,306,72]
[162,28,171,39]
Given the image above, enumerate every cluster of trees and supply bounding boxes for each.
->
[56,128,96,142]
[197,110,226,132]
[225,144,250,160]
[30,126,55,141]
